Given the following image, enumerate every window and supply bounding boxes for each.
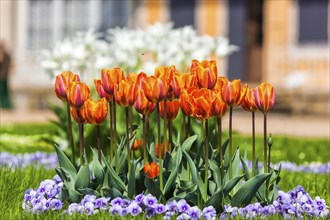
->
[298,0,328,43]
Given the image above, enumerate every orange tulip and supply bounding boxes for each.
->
[144,162,160,179]
[142,76,167,103]
[155,142,169,159]
[67,81,90,109]
[211,92,228,117]
[85,98,108,125]
[190,59,218,89]
[159,100,180,121]
[172,72,197,97]
[190,88,216,121]
[125,72,138,84]
[241,87,258,112]
[179,88,195,116]
[54,71,80,101]
[132,139,142,151]
[101,68,125,96]
[154,65,177,89]
[136,72,148,89]
[254,82,276,113]
[134,90,156,115]
[114,80,138,107]
[221,79,248,107]
[94,79,113,102]
[70,105,88,123]
[212,76,228,92]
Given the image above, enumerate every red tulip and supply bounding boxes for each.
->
[144,162,160,179]
[155,142,169,159]
[254,82,276,113]
[134,90,156,115]
[54,71,80,101]
[142,76,167,103]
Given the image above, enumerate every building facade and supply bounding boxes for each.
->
[0,0,329,114]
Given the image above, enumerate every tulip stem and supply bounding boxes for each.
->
[163,100,167,151]
[66,103,75,163]
[129,106,133,138]
[168,120,172,152]
[229,106,233,179]
[182,114,186,141]
[109,102,113,161]
[157,103,161,147]
[204,119,209,201]
[217,117,224,182]
[142,115,147,165]
[97,125,101,162]
[77,111,84,166]
[125,107,131,172]
[263,113,267,173]
[252,111,256,176]
[187,116,191,138]
[113,101,119,173]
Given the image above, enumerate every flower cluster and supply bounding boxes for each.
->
[23,175,329,219]
[0,152,57,169]
[41,23,238,82]
[220,186,329,219]
[22,175,63,214]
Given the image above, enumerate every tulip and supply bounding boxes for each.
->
[134,90,156,116]
[85,98,108,125]
[211,92,228,117]
[212,76,228,92]
[54,71,80,162]
[101,68,125,96]
[155,143,169,159]
[190,88,215,121]
[125,72,138,84]
[221,79,247,179]
[254,82,276,176]
[114,81,138,107]
[144,162,160,179]
[190,59,218,89]
[179,89,194,117]
[254,82,276,113]
[159,100,180,121]
[154,65,177,90]
[132,139,142,151]
[142,76,167,103]
[94,80,113,102]
[221,79,247,107]
[172,72,197,98]
[67,82,90,110]
[70,105,88,124]
[54,71,80,102]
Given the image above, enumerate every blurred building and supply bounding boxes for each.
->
[0,0,329,114]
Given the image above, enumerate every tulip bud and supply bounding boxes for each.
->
[268,133,273,148]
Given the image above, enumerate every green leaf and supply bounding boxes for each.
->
[75,165,90,189]
[78,188,100,197]
[54,144,77,179]
[127,161,137,199]
[182,150,206,202]
[163,145,182,195]
[232,147,240,179]
[182,135,198,152]
[103,156,127,192]
[231,173,271,207]
[240,156,251,181]
[144,176,162,199]
[68,189,82,203]
[253,157,260,176]
[102,187,124,199]
[90,149,104,184]
[209,160,222,188]
[204,175,244,208]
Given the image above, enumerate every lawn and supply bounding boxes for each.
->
[0,123,329,219]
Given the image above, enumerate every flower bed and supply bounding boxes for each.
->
[2,152,329,174]
[22,175,329,218]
